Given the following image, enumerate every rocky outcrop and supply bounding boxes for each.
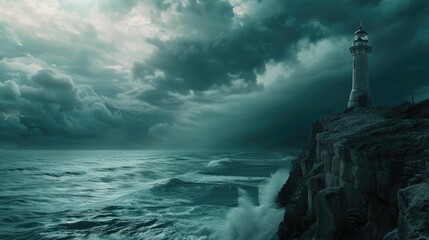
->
[277,100,429,240]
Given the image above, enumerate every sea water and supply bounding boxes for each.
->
[0,150,294,240]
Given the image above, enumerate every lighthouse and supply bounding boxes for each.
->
[348,23,372,108]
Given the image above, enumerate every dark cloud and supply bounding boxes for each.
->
[0,0,428,149]
[132,2,326,106]
[0,68,161,148]
[32,69,74,90]
[0,80,21,100]
[177,0,234,17]
[27,69,80,111]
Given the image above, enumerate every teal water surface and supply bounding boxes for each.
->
[0,150,293,240]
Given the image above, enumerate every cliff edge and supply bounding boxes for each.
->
[277,100,429,240]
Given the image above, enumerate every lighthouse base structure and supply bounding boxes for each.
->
[348,90,372,108]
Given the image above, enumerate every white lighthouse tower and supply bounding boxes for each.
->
[348,23,372,108]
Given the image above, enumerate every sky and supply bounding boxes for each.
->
[0,0,428,149]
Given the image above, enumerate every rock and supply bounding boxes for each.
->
[314,186,344,240]
[396,183,429,240]
[383,229,399,240]
[307,172,325,219]
[277,100,429,240]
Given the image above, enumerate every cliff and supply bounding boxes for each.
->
[277,100,429,240]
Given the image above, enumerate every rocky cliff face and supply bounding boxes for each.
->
[277,100,429,240]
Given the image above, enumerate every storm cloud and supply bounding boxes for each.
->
[0,0,428,149]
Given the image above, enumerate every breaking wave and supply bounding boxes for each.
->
[212,169,289,240]
[207,158,231,167]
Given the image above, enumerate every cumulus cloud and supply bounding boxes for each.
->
[26,69,80,111]
[0,65,144,147]
[0,81,21,100]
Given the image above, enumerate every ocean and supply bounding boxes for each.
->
[0,150,294,240]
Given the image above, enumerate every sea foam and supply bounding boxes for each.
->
[212,169,288,240]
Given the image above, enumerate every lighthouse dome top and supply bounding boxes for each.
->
[354,26,368,35]
[354,23,368,41]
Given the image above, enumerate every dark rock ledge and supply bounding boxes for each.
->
[277,100,429,240]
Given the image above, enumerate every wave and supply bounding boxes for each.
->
[207,158,231,167]
[35,171,86,178]
[149,177,239,207]
[0,167,40,172]
[212,169,288,240]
